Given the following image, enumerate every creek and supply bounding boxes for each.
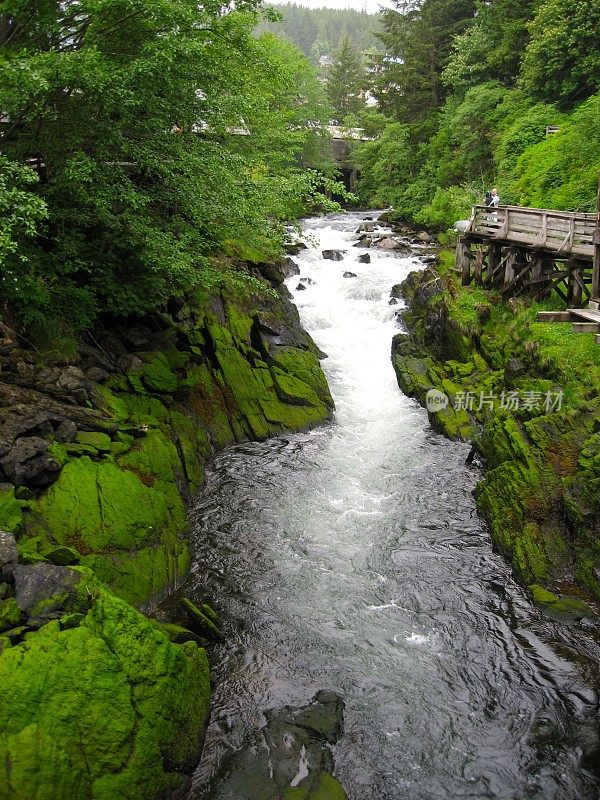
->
[186,212,600,800]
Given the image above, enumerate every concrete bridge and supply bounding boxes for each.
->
[326,126,371,193]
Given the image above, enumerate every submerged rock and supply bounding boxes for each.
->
[207,690,348,800]
[343,271,357,279]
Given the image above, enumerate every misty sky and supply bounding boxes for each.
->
[275,0,394,11]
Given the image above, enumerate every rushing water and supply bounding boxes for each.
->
[186,213,600,800]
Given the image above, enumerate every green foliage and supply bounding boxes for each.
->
[255,4,383,59]
[357,0,600,221]
[326,35,367,122]
[507,95,600,210]
[521,0,600,107]
[0,1,341,335]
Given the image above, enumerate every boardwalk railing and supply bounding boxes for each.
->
[458,204,600,306]
[466,205,596,260]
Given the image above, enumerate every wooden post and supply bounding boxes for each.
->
[486,244,502,288]
[457,239,472,285]
[473,248,484,284]
[503,248,517,289]
[572,261,583,308]
[593,171,600,300]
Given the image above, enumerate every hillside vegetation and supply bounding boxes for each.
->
[356,0,600,228]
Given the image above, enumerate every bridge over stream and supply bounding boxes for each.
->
[456,200,600,344]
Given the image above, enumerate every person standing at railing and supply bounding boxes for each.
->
[488,187,500,207]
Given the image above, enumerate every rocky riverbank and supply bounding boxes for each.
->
[0,259,338,799]
[391,261,600,615]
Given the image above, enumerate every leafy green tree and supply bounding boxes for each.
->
[443,0,536,93]
[0,0,339,335]
[326,35,366,122]
[521,0,600,107]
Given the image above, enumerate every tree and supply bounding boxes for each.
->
[521,0,600,107]
[0,0,340,335]
[375,0,476,127]
[326,35,366,122]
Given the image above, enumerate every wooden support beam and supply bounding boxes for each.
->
[536,311,572,322]
[572,322,600,333]
[473,249,484,284]
[593,171,600,299]
[457,240,472,285]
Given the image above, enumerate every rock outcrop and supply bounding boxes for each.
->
[392,265,600,612]
[0,261,334,800]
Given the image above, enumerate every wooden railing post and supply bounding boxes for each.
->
[593,172,600,299]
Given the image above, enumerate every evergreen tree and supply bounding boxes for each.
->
[326,35,366,122]
[375,0,476,126]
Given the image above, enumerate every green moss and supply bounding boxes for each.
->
[75,431,112,452]
[0,588,210,800]
[140,353,178,393]
[83,535,189,607]
[0,486,25,533]
[0,599,20,633]
[94,384,130,422]
[283,771,349,800]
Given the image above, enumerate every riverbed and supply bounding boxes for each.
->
[186,212,600,800]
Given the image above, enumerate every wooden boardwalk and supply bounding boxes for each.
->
[456,200,600,343]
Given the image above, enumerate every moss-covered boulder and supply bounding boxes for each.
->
[23,456,189,606]
[0,584,210,800]
[394,263,600,604]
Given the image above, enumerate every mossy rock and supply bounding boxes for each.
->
[0,599,20,634]
[528,584,594,618]
[283,771,348,800]
[75,431,112,452]
[24,457,189,605]
[140,353,178,394]
[0,485,25,534]
[84,534,189,608]
[0,587,210,800]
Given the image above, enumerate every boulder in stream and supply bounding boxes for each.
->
[322,250,345,261]
[207,690,348,800]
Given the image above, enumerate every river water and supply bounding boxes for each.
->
[187,213,600,800]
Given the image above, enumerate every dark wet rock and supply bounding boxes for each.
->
[285,242,307,255]
[207,691,348,800]
[505,358,527,385]
[13,563,83,623]
[54,419,78,443]
[0,531,18,579]
[279,257,300,278]
[180,597,224,641]
[389,298,398,305]
[322,250,345,261]
[358,253,371,264]
[375,236,404,251]
[299,277,316,286]
[357,222,375,232]
[117,353,144,373]
[85,367,110,383]
[121,325,153,350]
[296,283,307,291]
[0,436,61,487]
[353,236,371,248]
[343,271,357,278]
[41,544,81,567]
[390,284,403,299]
[256,263,285,287]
